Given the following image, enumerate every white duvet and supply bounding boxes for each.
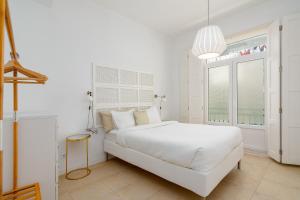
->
[113,121,242,172]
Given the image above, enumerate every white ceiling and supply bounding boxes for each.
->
[96,0,265,35]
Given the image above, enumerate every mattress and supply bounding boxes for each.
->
[105,130,118,142]
[106,121,242,172]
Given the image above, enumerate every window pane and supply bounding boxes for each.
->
[237,59,264,125]
[208,66,229,123]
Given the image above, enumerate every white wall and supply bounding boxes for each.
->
[5,0,300,173]
[173,0,300,153]
[4,0,177,173]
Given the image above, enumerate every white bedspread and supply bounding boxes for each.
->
[114,121,242,172]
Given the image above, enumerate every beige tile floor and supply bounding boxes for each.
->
[59,154,300,200]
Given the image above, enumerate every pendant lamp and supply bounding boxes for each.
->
[192,0,226,59]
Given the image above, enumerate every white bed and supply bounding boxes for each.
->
[104,121,244,198]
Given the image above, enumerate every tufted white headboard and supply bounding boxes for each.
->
[92,64,154,127]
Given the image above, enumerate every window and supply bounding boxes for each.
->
[208,66,230,123]
[206,35,266,127]
[237,59,265,125]
[207,35,267,64]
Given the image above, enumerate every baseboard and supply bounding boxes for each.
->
[58,157,106,176]
[244,144,267,156]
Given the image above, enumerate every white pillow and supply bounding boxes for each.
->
[111,110,135,129]
[146,106,161,124]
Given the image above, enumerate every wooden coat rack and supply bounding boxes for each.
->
[0,0,48,199]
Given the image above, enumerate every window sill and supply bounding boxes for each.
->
[207,122,231,126]
[237,124,265,130]
[207,122,265,130]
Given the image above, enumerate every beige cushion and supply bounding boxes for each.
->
[99,111,115,133]
[134,111,149,125]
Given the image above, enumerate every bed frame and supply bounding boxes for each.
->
[93,64,244,198]
[104,139,243,198]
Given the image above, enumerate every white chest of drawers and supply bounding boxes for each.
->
[3,114,58,200]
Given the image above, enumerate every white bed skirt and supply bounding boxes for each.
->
[104,140,243,197]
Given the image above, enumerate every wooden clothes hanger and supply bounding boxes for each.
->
[4,60,48,84]
[0,0,48,199]
[3,0,47,85]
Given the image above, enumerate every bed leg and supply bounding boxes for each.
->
[237,160,241,170]
[106,152,109,161]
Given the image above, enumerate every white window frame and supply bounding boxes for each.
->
[205,52,267,129]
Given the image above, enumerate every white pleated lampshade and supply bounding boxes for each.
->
[192,25,226,59]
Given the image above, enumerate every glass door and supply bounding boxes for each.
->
[233,55,266,128]
[205,53,266,128]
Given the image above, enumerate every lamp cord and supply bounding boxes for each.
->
[159,99,162,116]
[86,100,95,131]
[208,0,210,26]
